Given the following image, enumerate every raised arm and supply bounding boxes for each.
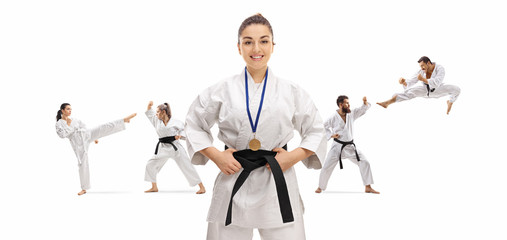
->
[403,72,420,89]
[352,96,371,120]
[145,101,158,127]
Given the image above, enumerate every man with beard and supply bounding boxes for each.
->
[315,95,379,194]
[376,56,461,114]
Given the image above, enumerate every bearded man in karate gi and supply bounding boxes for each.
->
[316,95,379,194]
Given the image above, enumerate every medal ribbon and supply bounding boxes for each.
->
[245,66,268,134]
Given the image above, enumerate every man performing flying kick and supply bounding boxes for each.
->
[377,56,461,114]
[316,95,379,194]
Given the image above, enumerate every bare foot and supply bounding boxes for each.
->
[124,113,137,123]
[315,187,322,193]
[196,183,206,194]
[365,185,380,194]
[377,95,397,109]
[446,100,453,115]
[144,187,158,193]
[77,190,87,195]
[376,101,390,108]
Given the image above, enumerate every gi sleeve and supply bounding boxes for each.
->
[145,109,158,128]
[175,119,187,140]
[323,115,334,140]
[55,120,74,138]
[292,87,327,169]
[427,65,445,89]
[76,119,87,129]
[185,87,220,165]
[404,71,420,89]
[352,102,371,120]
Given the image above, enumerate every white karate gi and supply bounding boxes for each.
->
[144,109,202,186]
[55,118,125,190]
[395,63,461,103]
[318,103,374,191]
[185,67,327,239]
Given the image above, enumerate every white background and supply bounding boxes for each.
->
[1,0,506,239]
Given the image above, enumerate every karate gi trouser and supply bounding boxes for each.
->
[78,119,126,190]
[318,143,374,190]
[395,84,461,103]
[144,144,202,186]
[207,218,305,240]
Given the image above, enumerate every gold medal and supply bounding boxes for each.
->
[249,138,261,151]
[244,67,268,152]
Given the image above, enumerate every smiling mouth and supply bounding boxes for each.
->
[251,55,263,61]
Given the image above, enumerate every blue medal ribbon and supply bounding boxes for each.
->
[245,66,268,133]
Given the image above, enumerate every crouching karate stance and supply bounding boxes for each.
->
[377,56,461,114]
[55,103,136,195]
[144,101,205,194]
[316,96,379,194]
[185,14,327,240]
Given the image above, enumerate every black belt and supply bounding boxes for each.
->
[224,145,293,226]
[155,136,177,154]
[424,83,435,96]
[333,139,360,169]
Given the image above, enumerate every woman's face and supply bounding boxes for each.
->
[62,105,72,117]
[237,24,274,71]
[156,107,164,120]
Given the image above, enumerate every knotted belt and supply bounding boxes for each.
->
[224,145,293,226]
[424,83,435,96]
[154,136,177,154]
[333,139,360,169]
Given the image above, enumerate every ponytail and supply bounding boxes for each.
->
[56,110,63,121]
[164,103,172,120]
[158,103,172,120]
[57,103,71,122]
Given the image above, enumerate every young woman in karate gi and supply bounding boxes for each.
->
[185,14,327,240]
[144,101,205,194]
[55,103,136,195]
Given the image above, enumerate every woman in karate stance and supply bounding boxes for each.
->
[144,101,205,194]
[55,103,136,195]
[185,14,326,240]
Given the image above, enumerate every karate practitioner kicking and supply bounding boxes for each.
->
[144,101,205,194]
[377,56,461,114]
[186,14,326,240]
[316,96,379,194]
[55,103,136,195]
